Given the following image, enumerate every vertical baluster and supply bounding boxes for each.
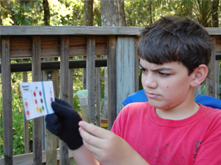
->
[32,36,42,165]
[2,36,13,165]
[59,36,69,165]
[107,36,117,129]
[86,36,95,124]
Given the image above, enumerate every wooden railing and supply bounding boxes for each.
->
[0,26,220,165]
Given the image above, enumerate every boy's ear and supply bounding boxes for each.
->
[190,64,208,87]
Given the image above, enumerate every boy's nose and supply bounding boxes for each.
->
[142,75,157,89]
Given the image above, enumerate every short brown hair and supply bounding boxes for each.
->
[137,16,212,75]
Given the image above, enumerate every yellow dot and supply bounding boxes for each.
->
[36,107,39,111]
[40,108,42,113]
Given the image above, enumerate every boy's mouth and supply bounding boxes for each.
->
[145,92,159,98]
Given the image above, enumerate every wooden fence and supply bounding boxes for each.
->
[0,26,220,165]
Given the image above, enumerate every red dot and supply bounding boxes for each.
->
[50,90,52,95]
[25,102,28,107]
[33,92,36,97]
[35,99,37,104]
[50,97,53,102]
[27,110,30,116]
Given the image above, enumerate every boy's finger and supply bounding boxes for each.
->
[79,121,108,139]
[82,139,102,160]
[79,126,102,149]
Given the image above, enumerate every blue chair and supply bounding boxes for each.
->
[122,89,221,109]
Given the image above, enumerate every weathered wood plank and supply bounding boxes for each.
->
[68,57,74,165]
[116,37,135,114]
[68,69,74,106]
[206,37,216,97]
[22,59,29,154]
[215,60,220,99]
[2,36,13,165]
[42,58,58,165]
[86,36,96,124]
[10,36,107,59]
[0,26,141,36]
[96,67,101,127]
[134,37,139,92]
[59,36,70,165]
[0,59,107,73]
[0,149,74,165]
[32,36,43,165]
[107,36,117,129]
[0,26,218,36]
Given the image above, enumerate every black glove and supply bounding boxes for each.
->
[45,98,83,150]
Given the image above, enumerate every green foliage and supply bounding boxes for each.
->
[0,60,34,156]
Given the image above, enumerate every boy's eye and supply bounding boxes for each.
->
[159,72,169,76]
[140,68,147,73]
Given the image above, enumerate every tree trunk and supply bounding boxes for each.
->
[148,0,152,24]
[84,0,94,26]
[101,0,119,26]
[43,0,50,26]
[212,0,219,27]
[118,0,126,26]
[100,0,126,120]
[83,0,94,89]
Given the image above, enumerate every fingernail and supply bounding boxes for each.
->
[79,121,82,126]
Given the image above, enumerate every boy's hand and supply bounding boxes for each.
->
[79,121,148,165]
[45,98,83,150]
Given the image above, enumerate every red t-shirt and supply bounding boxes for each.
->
[111,102,221,165]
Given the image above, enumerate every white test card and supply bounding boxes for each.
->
[20,81,55,120]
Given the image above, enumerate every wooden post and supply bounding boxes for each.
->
[59,36,69,165]
[134,37,139,92]
[116,37,135,114]
[68,57,74,107]
[206,37,216,97]
[68,57,74,165]
[86,36,95,124]
[44,59,58,165]
[2,36,13,165]
[82,56,87,89]
[96,67,101,127]
[22,59,30,154]
[107,36,117,129]
[32,36,43,165]
[215,60,220,99]
[215,38,220,99]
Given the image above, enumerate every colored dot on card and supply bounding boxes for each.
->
[50,90,52,95]
[36,107,39,111]
[39,91,42,96]
[26,110,30,116]
[33,92,36,97]
[25,102,28,107]
[40,108,42,113]
[42,106,44,110]
[35,99,37,104]
[41,98,43,103]
[50,97,53,102]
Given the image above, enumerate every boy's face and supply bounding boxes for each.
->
[139,58,194,110]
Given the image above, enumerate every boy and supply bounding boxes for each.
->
[46,16,221,165]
